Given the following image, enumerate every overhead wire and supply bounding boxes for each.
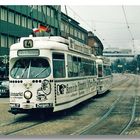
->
[65,6,137,50]
[122,5,135,52]
[66,6,112,48]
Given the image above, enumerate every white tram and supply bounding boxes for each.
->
[96,56,112,95]
[9,36,98,114]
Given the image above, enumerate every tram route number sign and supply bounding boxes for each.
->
[23,39,33,48]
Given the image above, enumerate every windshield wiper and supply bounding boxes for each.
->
[21,65,28,78]
[27,61,31,78]
[34,68,48,78]
[13,67,19,77]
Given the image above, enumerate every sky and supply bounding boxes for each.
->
[61,5,140,54]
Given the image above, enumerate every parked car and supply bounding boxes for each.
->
[0,80,9,97]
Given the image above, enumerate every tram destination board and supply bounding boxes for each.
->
[17,49,40,56]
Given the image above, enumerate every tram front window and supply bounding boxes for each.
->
[11,58,51,79]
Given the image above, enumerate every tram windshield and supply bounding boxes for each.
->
[11,58,51,79]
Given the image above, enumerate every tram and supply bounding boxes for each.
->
[96,56,112,95]
[9,36,98,114]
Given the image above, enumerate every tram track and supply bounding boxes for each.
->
[0,115,47,136]
[0,114,33,127]
[120,75,139,135]
[70,75,136,135]
[6,74,133,136]
[0,109,55,135]
[111,74,130,88]
[0,74,135,136]
[5,121,46,135]
[120,95,137,135]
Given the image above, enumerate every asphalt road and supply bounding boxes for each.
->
[0,74,139,136]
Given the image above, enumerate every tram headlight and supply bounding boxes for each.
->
[24,90,32,99]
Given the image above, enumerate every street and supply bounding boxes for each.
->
[0,74,140,136]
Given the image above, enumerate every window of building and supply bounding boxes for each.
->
[33,5,38,9]
[38,6,42,12]
[53,53,65,78]
[1,34,7,48]
[33,20,38,28]
[78,31,81,39]
[82,33,84,40]
[8,11,14,24]
[65,24,69,33]
[15,13,21,26]
[51,9,54,18]
[21,16,27,27]
[8,36,15,48]
[79,32,81,39]
[28,18,32,29]
[1,8,7,21]
[61,22,65,31]
[74,30,77,37]
[47,7,50,17]
[42,6,47,16]
[70,26,73,36]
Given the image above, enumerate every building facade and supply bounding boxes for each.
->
[87,31,104,56]
[0,5,62,56]
[60,12,88,44]
[0,5,91,57]
[0,5,104,79]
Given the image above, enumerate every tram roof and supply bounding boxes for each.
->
[10,36,96,57]
[10,36,69,50]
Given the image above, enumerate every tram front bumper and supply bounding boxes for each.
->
[8,107,54,115]
[9,102,53,114]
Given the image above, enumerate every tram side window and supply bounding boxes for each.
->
[73,56,78,77]
[98,65,103,77]
[68,55,96,77]
[82,59,88,75]
[78,57,84,76]
[82,59,93,76]
[53,53,65,78]
[91,61,96,76]
[67,55,79,77]
[104,65,111,76]
[67,55,73,77]
[103,65,107,76]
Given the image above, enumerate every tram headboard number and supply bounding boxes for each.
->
[23,39,33,48]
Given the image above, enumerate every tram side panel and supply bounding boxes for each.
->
[53,77,97,112]
[52,52,97,112]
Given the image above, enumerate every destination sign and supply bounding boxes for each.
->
[68,37,91,55]
[17,49,40,56]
